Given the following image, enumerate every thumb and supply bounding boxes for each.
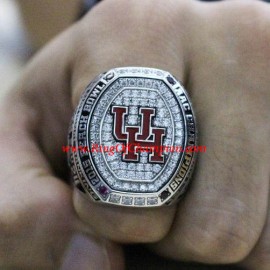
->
[0,12,124,270]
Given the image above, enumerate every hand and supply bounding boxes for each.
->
[0,5,124,269]
[0,0,269,269]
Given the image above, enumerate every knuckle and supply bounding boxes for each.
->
[86,0,183,25]
[79,0,189,49]
[113,218,170,243]
[209,0,270,52]
[96,213,172,243]
[226,1,270,46]
[186,207,258,263]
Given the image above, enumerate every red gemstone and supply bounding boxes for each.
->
[99,186,108,195]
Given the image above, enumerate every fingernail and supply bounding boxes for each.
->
[61,234,110,270]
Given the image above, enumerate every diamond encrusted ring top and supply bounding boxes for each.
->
[68,67,197,207]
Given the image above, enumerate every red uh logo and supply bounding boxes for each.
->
[111,106,166,163]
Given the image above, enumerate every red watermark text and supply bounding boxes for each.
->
[62,143,206,156]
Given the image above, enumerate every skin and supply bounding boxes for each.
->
[0,0,269,269]
[18,0,81,49]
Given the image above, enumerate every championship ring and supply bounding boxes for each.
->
[68,67,197,207]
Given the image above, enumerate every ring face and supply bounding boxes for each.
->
[68,67,197,207]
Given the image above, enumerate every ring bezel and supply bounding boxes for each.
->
[68,67,197,207]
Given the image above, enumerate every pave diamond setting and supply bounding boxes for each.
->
[68,67,197,207]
